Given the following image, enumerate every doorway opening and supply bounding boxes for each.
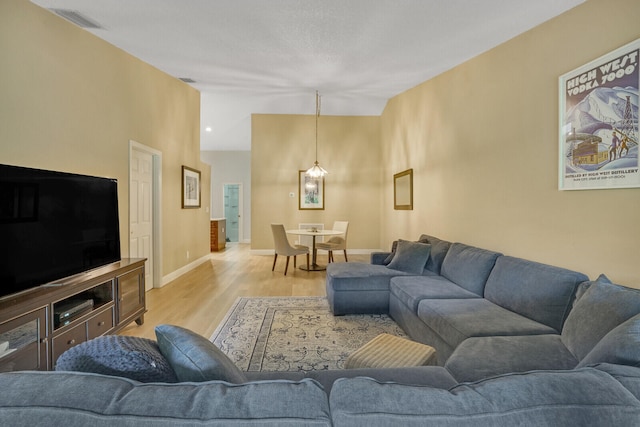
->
[223,183,242,243]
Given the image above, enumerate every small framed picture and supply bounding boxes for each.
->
[182,166,201,208]
[299,170,324,210]
[394,169,413,210]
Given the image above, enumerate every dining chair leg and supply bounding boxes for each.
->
[272,254,278,271]
[343,250,348,262]
[306,253,310,271]
[284,256,290,275]
[294,255,297,268]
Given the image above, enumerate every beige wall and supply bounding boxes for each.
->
[0,0,210,280]
[380,0,640,287]
[251,114,381,250]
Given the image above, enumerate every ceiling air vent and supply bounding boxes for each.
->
[51,9,103,29]
[179,78,196,83]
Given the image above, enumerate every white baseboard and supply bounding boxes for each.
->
[159,254,213,288]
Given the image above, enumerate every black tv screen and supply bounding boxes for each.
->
[0,164,121,298]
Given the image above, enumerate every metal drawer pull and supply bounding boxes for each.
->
[67,339,75,345]
[98,321,105,326]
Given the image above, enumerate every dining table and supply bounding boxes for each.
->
[286,228,343,271]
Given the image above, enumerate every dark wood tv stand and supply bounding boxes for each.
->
[0,258,146,372]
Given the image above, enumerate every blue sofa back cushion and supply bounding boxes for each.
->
[484,256,588,332]
[577,313,640,368]
[155,324,248,383]
[0,371,331,426]
[55,335,178,383]
[439,243,501,296]
[329,369,640,426]
[386,240,431,275]
[562,274,640,361]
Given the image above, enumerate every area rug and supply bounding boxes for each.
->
[211,296,406,372]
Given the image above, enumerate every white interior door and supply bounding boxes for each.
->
[130,148,154,291]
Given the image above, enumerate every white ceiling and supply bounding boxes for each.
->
[31,0,584,151]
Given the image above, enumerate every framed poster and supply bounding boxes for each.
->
[182,166,201,208]
[299,170,324,210]
[559,38,639,190]
[394,169,413,210]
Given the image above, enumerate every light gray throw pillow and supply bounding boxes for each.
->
[386,240,431,274]
[155,324,247,383]
[561,274,640,361]
[577,313,640,368]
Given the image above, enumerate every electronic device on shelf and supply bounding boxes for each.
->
[54,299,95,327]
[0,163,121,299]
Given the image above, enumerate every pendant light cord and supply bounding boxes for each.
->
[315,90,320,162]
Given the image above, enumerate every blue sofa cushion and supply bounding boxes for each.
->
[445,335,578,382]
[55,335,178,383]
[327,262,413,291]
[417,298,556,350]
[390,276,480,311]
[562,275,640,361]
[386,240,431,274]
[484,256,588,332]
[419,234,451,274]
[439,243,501,296]
[0,371,332,426]
[594,363,640,401]
[155,324,247,383]
[577,313,640,368]
[329,369,640,427]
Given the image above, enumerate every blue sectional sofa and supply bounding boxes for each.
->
[326,234,640,381]
[1,324,639,425]
[2,236,639,425]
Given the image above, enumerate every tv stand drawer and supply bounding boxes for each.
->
[87,306,115,339]
[52,323,87,364]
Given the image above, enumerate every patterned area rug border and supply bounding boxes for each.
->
[211,296,406,372]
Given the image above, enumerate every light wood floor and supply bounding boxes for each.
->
[118,244,368,340]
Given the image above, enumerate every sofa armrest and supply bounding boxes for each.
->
[371,252,391,265]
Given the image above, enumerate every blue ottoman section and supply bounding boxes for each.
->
[326,262,414,314]
[55,335,178,383]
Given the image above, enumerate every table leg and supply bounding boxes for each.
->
[311,235,317,266]
[299,234,327,271]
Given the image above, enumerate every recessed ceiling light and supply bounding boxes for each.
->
[205,127,212,132]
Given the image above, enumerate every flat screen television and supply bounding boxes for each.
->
[0,163,121,299]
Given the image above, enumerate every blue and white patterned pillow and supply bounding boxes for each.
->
[55,335,178,383]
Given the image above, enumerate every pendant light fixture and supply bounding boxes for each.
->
[305,90,328,178]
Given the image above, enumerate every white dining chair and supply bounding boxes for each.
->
[315,221,349,263]
[270,224,309,275]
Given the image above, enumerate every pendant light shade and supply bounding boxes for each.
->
[305,91,328,177]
